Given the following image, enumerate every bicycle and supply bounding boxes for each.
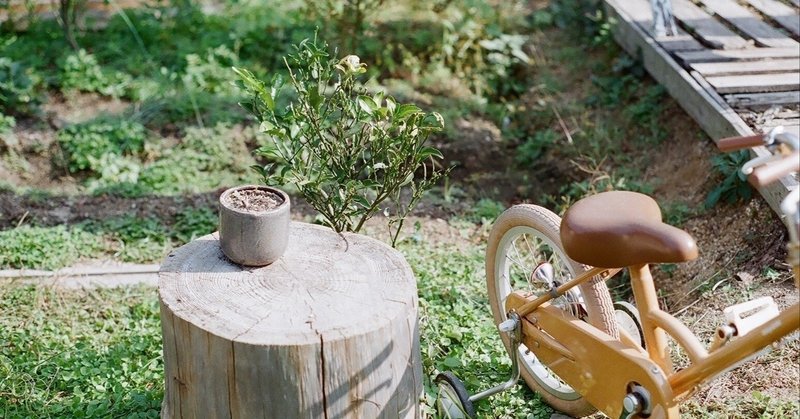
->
[436,126,800,418]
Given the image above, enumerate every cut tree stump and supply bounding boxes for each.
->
[158,222,422,419]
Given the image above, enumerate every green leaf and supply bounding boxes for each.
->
[418,146,443,160]
[385,96,397,114]
[309,84,322,111]
[358,95,378,115]
[259,120,275,133]
[443,357,461,368]
[395,104,422,120]
[353,195,371,209]
[372,91,384,107]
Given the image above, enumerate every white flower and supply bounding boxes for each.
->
[336,55,367,75]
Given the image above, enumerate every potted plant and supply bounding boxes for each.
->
[233,37,447,246]
[218,184,290,266]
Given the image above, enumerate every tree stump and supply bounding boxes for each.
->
[158,222,422,419]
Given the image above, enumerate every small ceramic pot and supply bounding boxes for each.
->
[219,185,290,266]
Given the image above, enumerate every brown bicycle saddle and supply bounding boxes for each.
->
[560,191,698,268]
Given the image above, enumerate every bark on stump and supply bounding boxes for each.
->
[158,222,422,419]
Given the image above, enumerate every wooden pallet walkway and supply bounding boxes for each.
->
[604,0,799,214]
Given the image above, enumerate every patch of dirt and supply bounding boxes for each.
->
[43,92,130,126]
[223,187,284,212]
[0,189,221,228]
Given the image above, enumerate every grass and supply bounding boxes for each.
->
[0,229,553,418]
[402,237,554,417]
[0,225,102,270]
[0,206,219,269]
[0,285,162,418]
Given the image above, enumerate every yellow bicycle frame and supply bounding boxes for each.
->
[506,264,800,418]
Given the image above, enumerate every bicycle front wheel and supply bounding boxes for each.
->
[486,204,617,417]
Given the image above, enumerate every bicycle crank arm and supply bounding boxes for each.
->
[506,292,679,418]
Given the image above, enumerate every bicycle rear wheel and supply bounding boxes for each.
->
[486,204,618,417]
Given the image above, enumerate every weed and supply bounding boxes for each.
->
[86,216,170,263]
[131,124,253,195]
[0,113,16,150]
[172,207,218,244]
[706,150,752,208]
[545,162,653,214]
[682,390,799,418]
[515,129,559,166]
[0,57,41,116]
[587,55,645,109]
[57,119,148,173]
[182,45,241,94]
[661,201,697,226]
[0,113,14,134]
[304,0,385,52]
[59,49,132,97]
[0,225,102,270]
[0,285,162,418]
[548,0,608,44]
[467,198,506,224]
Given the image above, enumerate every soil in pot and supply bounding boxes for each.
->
[224,188,284,212]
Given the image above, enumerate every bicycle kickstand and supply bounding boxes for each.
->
[468,312,523,403]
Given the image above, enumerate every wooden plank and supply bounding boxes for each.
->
[609,0,706,51]
[671,0,752,49]
[606,0,752,139]
[657,35,711,51]
[706,72,800,93]
[691,58,800,75]
[605,0,796,222]
[698,0,798,48]
[725,91,800,108]
[677,47,800,63]
[746,0,800,36]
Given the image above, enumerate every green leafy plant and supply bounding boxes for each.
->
[0,112,15,132]
[182,45,241,94]
[466,198,505,223]
[0,285,163,418]
[57,119,147,173]
[0,57,40,116]
[59,49,132,97]
[515,129,558,166]
[172,206,218,244]
[438,17,531,98]
[0,225,102,270]
[236,38,447,246]
[0,112,15,145]
[706,150,753,207]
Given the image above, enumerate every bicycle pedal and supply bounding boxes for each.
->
[723,296,780,337]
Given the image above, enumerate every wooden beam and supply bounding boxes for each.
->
[677,47,800,63]
[706,72,800,93]
[605,0,752,139]
[745,0,800,36]
[698,0,798,48]
[725,91,800,108]
[691,58,800,75]
[606,0,796,228]
[671,0,752,49]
